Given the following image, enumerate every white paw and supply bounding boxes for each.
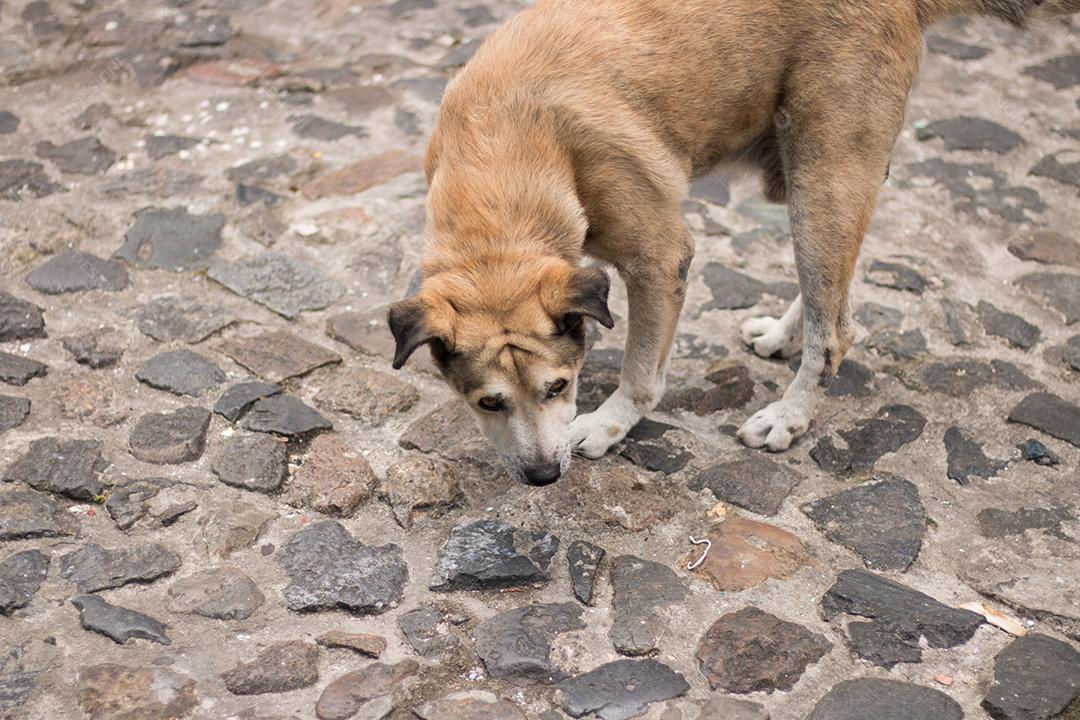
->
[740,315,801,359]
[737,399,811,452]
[569,409,632,459]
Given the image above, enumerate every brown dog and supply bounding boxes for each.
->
[390,0,1077,485]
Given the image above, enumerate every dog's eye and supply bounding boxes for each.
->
[546,379,568,399]
[478,396,504,412]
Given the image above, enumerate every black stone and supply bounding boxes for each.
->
[135,350,225,397]
[430,519,559,592]
[865,260,928,294]
[609,555,687,656]
[1009,392,1080,448]
[0,292,45,342]
[0,352,47,386]
[144,134,199,160]
[690,455,802,516]
[827,360,874,398]
[214,382,282,422]
[288,114,368,141]
[977,506,1073,540]
[619,422,693,475]
[976,301,1040,349]
[116,207,225,272]
[702,263,798,311]
[211,434,287,494]
[558,659,689,720]
[944,426,1006,485]
[810,405,927,474]
[982,634,1080,720]
[1016,273,1080,325]
[128,406,212,464]
[0,550,48,615]
[1023,54,1080,90]
[801,476,925,571]
[926,34,991,60]
[62,331,122,369]
[916,116,1023,154]
[567,540,605,605]
[0,112,18,134]
[276,521,408,614]
[0,159,61,200]
[24,251,128,294]
[1019,438,1060,467]
[35,137,116,174]
[133,294,232,343]
[907,158,1045,223]
[2,437,107,501]
[71,595,170,645]
[865,329,927,360]
[918,358,1037,397]
[808,678,963,720]
[235,184,282,207]
[59,543,181,592]
[0,647,35,714]
[0,488,77,540]
[475,602,584,681]
[0,396,30,434]
[241,395,331,437]
[820,568,983,667]
[398,606,460,658]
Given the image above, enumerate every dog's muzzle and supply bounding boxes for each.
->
[522,463,562,486]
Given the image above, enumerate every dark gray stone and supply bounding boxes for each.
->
[577,348,622,412]
[128,406,212,464]
[940,298,973,345]
[0,395,30,434]
[135,349,226,396]
[0,159,61,200]
[213,382,281,422]
[35,137,116,174]
[977,301,1041,349]
[1008,230,1080,269]
[60,543,181,592]
[918,358,1037,396]
[1009,392,1080,448]
[801,476,926,571]
[689,171,730,206]
[865,329,927,360]
[982,634,1080,720]
[62,331,123,368]
[166,567,265,620]
[926,34,991,60]
[475,603,584,681]
[610,555,687,656]
[288,115,368,141]
[0,292,45,342]
[104,478,171,531]
[102,168,204,197]
[1065,335,1080,372]
[808,678,963,720]
[916,116,1023,153]
[821,568,983,668]
[2,437,107,500]
[978,506,1073,540]
[0,550,48,615]
[0,112,18,134]
[690,455,802,517]
[661,363,753,415]
[241,395,331,437]
[0,647,35,714]
[1016,273,1080,325]
[71,594,170,645]
[173,13,234,46]
[144,134,198,160]
[944,426,1006,485]
[222,641,319,695]
[695,607,831,694]
[619,419,694,475]
[211,434,287,494]
[133,295,232,343]
[0,352,46,386]
[702,263,798,311]
[430,519,559,592]
[438,37,481,67]
[208,252,344,318]
[907,158,1045,223]
[398,606,460,658]
[116,207,225,271]
[811,405,927,474]
[1023,54,1080,89]
[827,359,874,398]
[25,251,128,294]
[865,260,928,294]
[0,488,76,540]
[1030,152,1080,188]
[226,155,298,184]
[276,521,408,614]
[1019,438,1060,466]
[235,184,282,207]
[558,659,689,720]
[568,540,605,605]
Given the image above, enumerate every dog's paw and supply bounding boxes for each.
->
[740,315,801,359]
[569,410,631,459]
[737,399,810,452]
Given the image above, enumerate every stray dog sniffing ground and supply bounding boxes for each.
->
[389,0,1080,484]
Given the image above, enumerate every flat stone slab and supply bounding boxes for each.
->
[865,259,930,294]
[658,697,769,720]
[944,426,1006,484]
[1023,54,1080,89]
[0,395,30,434]
[241,395,332,437]
[36,137,116,174]
[3,437,107,500]
[916,116,1023,153]
[430,519,559,592]
[0,488,77,540]
[60,543,181,593]
[133,295,233,343]
[208,251,344,318]
[25,251,129,294]
[135,349,226,396]
[0,352,47,386]
[415,691,526,720]
[315,367,419,426]
[558,659,690,720]
[690,455,802,516]
[218,330,341,382]
[538,461,674,532]
[1008,229,1080,269]
[103,478,173,531]
[821,569,983,667]
[474,602,584,681]
[1016,272,1080,325]
[221,641,319,695]
[701,263,798,311]
[976,300,1041,349]
[610,555,688,656]
[398,606,461,659]
[0,291,45,341]
[685,516,810,593]
[286,434,376,517]
[314,659,418,720]
[977,506,1073,540]
[982,634,1080,720]
[0,549,48,615]
[567,540,605,605]
[275,520,408,614]
[807,678,963,720]
[213,381,281,422]
[77,664,198,720]
[211,434,287,494]
[71,594,170,645]
[166,567,264,620]
[918,358,1037,396]
[62,330,124,369]
[0,112,18,134]
[801,476,926,571]
[695,607,831,694]
[316,631,386,658]
[1009,392,1080,448]
[115,207,224,271]
[811,404,927,474]
[129,406,211,464]
[379,454,460,528]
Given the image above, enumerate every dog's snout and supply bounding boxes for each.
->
[523,463,562,486]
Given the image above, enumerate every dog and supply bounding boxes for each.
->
[389,0,1078,486]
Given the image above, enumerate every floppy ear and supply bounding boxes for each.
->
[388,298,438,369]
[563,266,614,330]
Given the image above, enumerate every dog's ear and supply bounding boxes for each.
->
[563,266,614,330]
[388,298,440,369]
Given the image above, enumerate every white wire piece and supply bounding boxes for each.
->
[687,535,711,571]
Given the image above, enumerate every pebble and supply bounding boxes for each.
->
[567,540,605,605]
[609,555,687,656]
[35,137,116,174]
[316,631,386,658]
[918,358,1037,397]
[301,150,422,200]
[865,259,929,293]
[242,395,332,436]
[1008,392,1080,448]
[807,678,963,720]
[976,301,1041,349]
[1007,230,1080,269]
[0,395,30,434]
[944,426,1006,484]
[2,437,107,501]
[0,291,45,342]
[0,159,62,200]
[128,406,212,464]
[211,434,287,494]
[135,349,226,396]
[0,549,49,615]
[430,519,559,592]
[1016,272,1080,325]
[62,330,123,368]
[686,516,810,592]
[701,263,798,311]
[208,252,345,319]
[104,478,171,531]
[379,454,460,528]
[1019,438,1060,467]
[213,381,281,422]
[71,595,171,645]
[399,606,461,659]
[284,434,375,516]
[474,602,584,680]
[315,367,419,426]
[811,404,927,474]
[1023,54,1080,89]
[0,351,47,386]
[196,502,275,559]
[690,454,802,516]
[415,691,526,720]
[982,634,1080,720]
[557,659,689,720]
[221,641,319,695]
[0,488,77,540]
[314,660,418,720]
[915,116,1023,153]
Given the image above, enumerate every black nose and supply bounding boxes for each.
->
[523,463,561,486]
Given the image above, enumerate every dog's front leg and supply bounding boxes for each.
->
[571,234,693,458]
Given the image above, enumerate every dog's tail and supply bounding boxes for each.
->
[916,0,1079,26]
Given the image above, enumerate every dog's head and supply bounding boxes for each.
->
[388,256,612,486]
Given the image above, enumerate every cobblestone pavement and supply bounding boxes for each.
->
[1,1,1079,719]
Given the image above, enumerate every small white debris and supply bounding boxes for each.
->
[959,601,1029,637]
[215,101,229,112]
